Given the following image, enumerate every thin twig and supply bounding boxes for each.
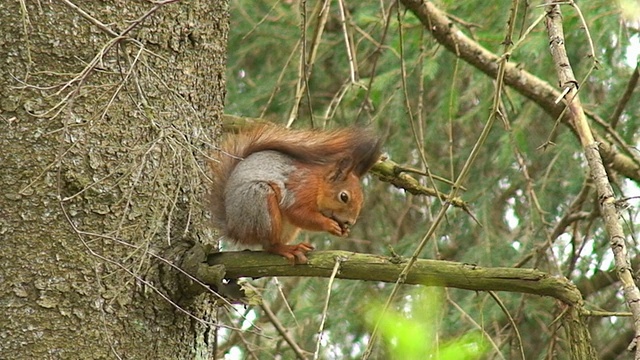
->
[313,257,344,360]
[446,292,506,360]
[337,0,357,83]
[286,0,330,127]
[489,291,525,360]
[609,60,640,129]
[260,301,308,360]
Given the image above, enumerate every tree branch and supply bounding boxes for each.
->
[543,3,640,357]
[205,250,583,306]
[398,0,640,181]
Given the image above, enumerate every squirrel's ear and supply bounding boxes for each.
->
[328,157,355,182]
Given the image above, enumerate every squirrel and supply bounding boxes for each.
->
[209,123,381,264]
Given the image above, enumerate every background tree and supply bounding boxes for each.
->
[1,1,227,358]
[218,0,640,359]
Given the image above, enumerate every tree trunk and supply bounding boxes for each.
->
[0,1,228,358]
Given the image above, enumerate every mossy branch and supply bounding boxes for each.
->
[204,250,583,306]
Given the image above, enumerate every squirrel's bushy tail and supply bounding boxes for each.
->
[208,123,381,231]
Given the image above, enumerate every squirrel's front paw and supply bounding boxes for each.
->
[325,219,346,237]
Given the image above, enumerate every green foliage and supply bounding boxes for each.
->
[365,289,487,360]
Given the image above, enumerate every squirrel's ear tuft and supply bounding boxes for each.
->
[327,130,381,180]
[352,136,382,177]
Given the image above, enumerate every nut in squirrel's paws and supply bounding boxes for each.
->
[337,220,351,236]
[322,210,355,237]
[331,217,352,237]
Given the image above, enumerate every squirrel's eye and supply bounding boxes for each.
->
[339,191,349,203]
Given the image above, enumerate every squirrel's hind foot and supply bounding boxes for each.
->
[266,242,315,264]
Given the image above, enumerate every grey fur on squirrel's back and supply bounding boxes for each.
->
[223,151,297,246]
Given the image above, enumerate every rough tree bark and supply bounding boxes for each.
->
[0,1,228,358]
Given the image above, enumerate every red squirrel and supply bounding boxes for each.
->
[209,123,381,263]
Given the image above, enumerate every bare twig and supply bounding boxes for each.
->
[609,60,640,129]
[356,1,396,122]
[313,257,343,360]
[260,301,309,360]
[489,291,525,360]
[59,0,119,37]
[337,0,358,83]
[25,0,178,119]
[286,0,330,127]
